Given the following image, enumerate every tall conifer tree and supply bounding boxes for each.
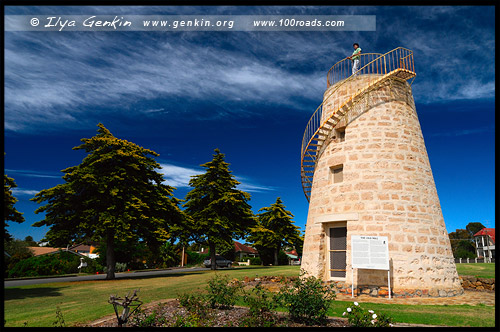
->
[183,149,255,270]
[32,123,185,279]
[248,197,301,266]
[4,174,25,241]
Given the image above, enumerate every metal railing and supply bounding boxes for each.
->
[301,47,416,201]
[327,53,383,88]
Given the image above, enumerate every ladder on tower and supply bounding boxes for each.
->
[301,47,416,202]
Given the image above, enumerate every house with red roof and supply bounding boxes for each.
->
[234,241,258,260]
[473,228,495,261]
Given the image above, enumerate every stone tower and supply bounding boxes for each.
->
[300,48,463,297]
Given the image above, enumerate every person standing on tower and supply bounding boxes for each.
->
[348,43,362,76]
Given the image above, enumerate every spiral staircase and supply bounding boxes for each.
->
[301,47,416,202]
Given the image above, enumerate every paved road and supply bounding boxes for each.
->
[4,267,215,288]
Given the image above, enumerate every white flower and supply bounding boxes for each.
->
[354,301,359,306]
[342,312,346,316]
[371,320,375,325]
[372,313,377,319]
[347,307,352,312]
[368,310,374,314]
[389,323,394,327]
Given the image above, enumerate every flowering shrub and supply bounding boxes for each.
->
[343,302,394,327]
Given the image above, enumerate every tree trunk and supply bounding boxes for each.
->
[209,242,217,270]
[106,229,116,280]
[274,247,279,266]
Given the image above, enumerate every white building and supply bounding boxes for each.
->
[473,228,495,261]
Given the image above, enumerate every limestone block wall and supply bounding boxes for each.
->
[301,75,463,297]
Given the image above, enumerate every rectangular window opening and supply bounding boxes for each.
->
[334,127,346,143]
[330,165,343,184]
[329,226,347,278]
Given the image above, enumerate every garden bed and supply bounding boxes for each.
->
[82,299,349,327]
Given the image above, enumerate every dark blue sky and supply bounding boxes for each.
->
[4,6,495,241]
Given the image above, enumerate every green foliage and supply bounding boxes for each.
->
[7,251,100,278]
[449,222,486,258]
[52,306,66,328]
[248,257,262,265]
[4,174,25,241]
[182,149,255,269]
[205,273,242,309]
[31,123,186,279]
[275,270,336,325]
[465,222,486,238]
[4,238,34,276]
[454,240,476,258]
[241,282,279,327]
[159,241,181,268]
[178,293,212,317]
[186,251,209,266]
[342,302,394,327]
[248,197,301,266]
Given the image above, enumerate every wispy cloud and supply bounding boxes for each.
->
[11,188,40,196]
[159,162,276,193]
[4,6,495,133]
[235,178,278,193]
[5,169,62,179]
[158,163,201,188]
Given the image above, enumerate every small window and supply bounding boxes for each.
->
[338,129,345,142]
[330,165,343,184]
[334,127,346,142]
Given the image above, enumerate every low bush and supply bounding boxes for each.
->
[7,251,101,278]
[275,270,336,325]
[205,274,241,309]
[249,257,262,265]
[240,282,279,327]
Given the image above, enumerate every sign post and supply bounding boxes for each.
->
[351,235,391,299]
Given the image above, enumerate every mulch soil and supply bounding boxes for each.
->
[82,298,349,327]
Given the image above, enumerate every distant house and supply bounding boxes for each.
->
[69,243,99,259]
[27,246,88,258]
[285,249,301,265]
[234,241,259,260]
[473,228,495,261]
[197,241,259,260]
[28,246,64,256]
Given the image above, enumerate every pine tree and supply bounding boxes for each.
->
[4,174,25,241]
[31,123,185,279]
[183,149,255,270]
[248,197,301,266]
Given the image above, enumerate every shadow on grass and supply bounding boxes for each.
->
[5,286,66,301]
[83,266,285,283]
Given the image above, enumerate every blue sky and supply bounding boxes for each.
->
[4,6,495,242]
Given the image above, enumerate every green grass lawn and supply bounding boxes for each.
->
[4,265,496,327]
[455,263,495,279]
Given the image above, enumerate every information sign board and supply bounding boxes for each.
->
[351,235,389,270]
